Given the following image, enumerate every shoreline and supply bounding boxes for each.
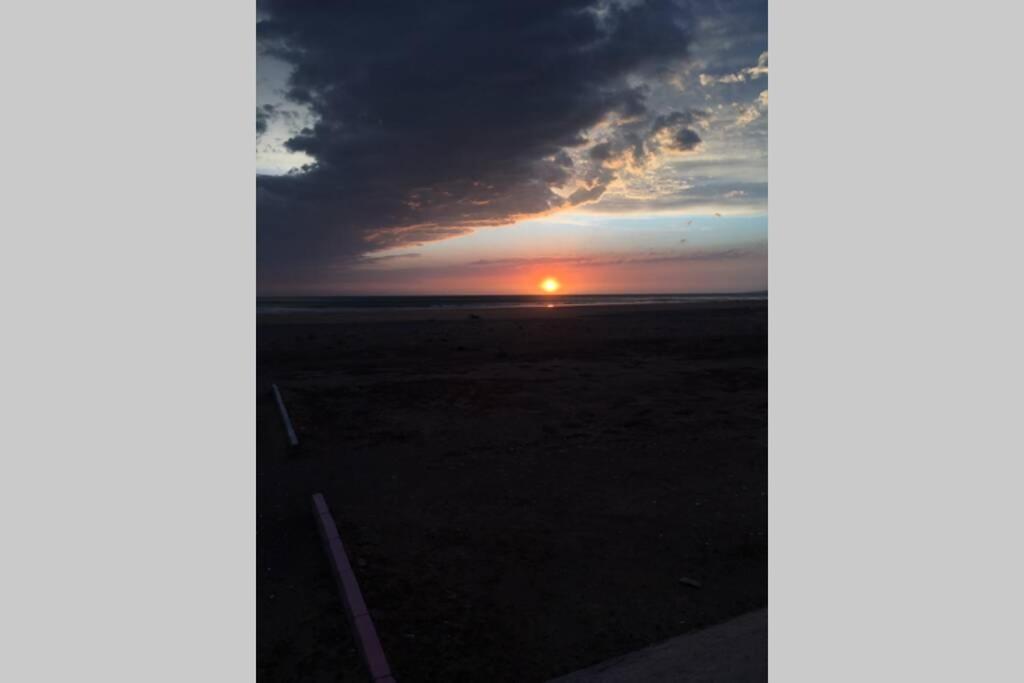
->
[257,298,767,324]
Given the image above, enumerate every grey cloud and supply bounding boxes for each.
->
[668,127,702,151]
[463,244,764,269]
[256,0,703,290]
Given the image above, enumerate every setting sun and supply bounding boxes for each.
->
[540,277,561,293]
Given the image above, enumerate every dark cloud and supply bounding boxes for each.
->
[256,103,300,138]
[597,107,709,164]
[553,150,575,168]
[668,127,702,151]
[589,142,615,162]
[359,252,421,264]
[651,110,708,131]
[256,0,702,290]
[650,109,707,153]
[568,183,609,205]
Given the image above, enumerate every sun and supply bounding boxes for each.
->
[540,277,561,293]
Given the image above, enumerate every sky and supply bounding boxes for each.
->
[257,0,766,295]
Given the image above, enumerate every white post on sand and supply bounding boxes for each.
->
[272,383,299,446]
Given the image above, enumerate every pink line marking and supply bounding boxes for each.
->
[272,383,299,446]
[312,493,395,682]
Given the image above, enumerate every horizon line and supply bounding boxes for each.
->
[257,290,769,299]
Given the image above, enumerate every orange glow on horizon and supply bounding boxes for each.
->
[539,277,561,293]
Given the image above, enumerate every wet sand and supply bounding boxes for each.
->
[257,300,767,682]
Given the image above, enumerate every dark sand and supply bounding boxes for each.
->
[257,300,767,682]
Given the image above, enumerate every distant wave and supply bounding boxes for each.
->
[257,293,767,314]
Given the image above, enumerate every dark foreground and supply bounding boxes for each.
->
[257,301,767,682]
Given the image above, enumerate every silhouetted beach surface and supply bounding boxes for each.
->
[257,299,767,682]
[258,292,767,315]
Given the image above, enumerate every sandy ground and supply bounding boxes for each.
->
[257,300,767,682]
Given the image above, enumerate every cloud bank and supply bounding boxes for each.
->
[257,0,711,289]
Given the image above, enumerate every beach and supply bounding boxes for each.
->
[257,299,767,681]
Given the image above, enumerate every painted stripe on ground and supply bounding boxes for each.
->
[313,493,396,682]
[272,383,299,446]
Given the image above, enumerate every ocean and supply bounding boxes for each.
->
[257,292,767,315]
